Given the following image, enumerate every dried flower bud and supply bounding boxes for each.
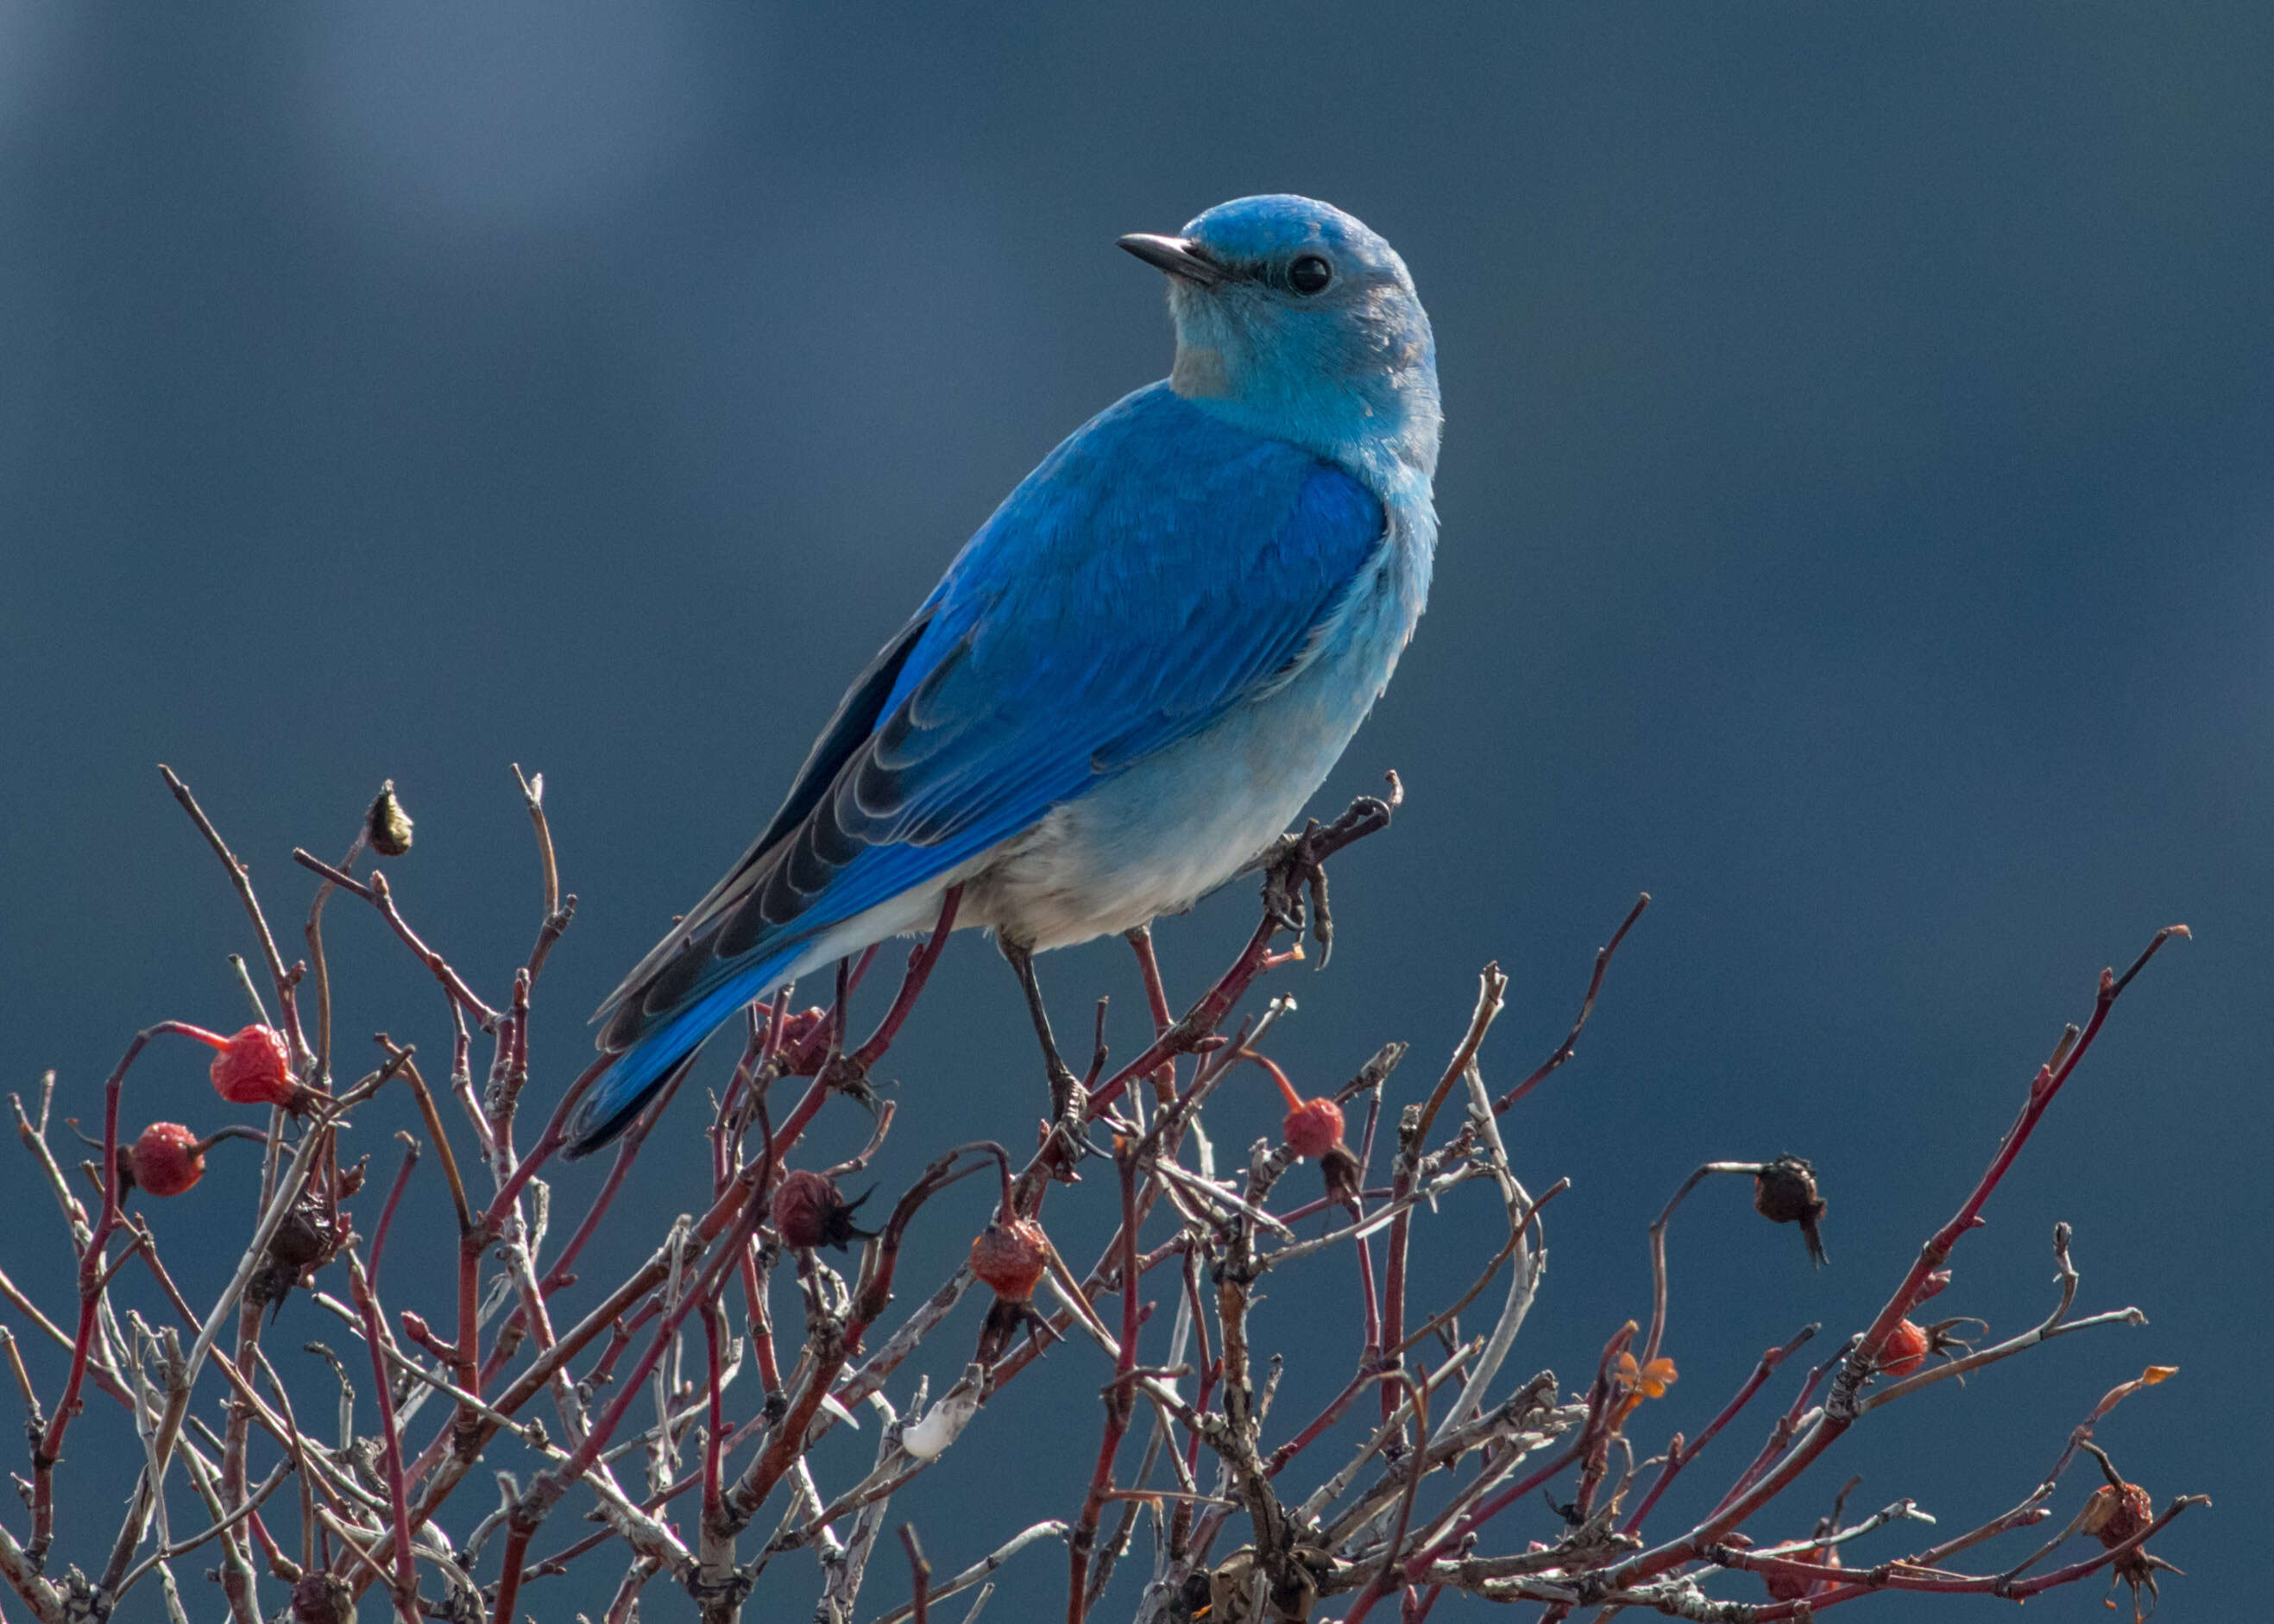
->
[1282,1094,1345,1160]
[266,1203,336,1275]
[1877,1318,1931,1379]
[1762,1541,1841,1602]
[770,1168,871,1251]
[120,1122,205,1198]
[2081,1481,2154,1548]
[1752,1153,1829,1266]
[251,1199,348,1316]
[366,780,413,858]
[969,1215,1049,1302]
[206,1023,300,1111]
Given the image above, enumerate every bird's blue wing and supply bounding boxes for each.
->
[569,383,1384,1153]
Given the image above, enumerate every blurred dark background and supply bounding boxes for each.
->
[3,3,2267,1619]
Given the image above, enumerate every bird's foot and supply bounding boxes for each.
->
[1043,1067,1109,1174]
[1259,818,1336,969]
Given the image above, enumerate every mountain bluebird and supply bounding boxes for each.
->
[566,194,1441,1156]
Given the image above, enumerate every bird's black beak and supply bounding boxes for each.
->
[1118,233,1229,287]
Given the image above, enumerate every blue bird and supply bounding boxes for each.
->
[565,194,1441,1157]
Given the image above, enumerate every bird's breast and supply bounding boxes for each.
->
[965,517,1427,951]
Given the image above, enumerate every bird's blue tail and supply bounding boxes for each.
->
[564,954,793,1158]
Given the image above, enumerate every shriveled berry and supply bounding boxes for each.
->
[1752,1154,1829,1266]
[770,1168,870,1251]
[122,1123,205,1198]
[1878,1318,1931,1379]
[1282,1094,1345,1160]
[2080,1481,2154,1548]
[208,1024,299,1110]
[969,1216,1049,1302]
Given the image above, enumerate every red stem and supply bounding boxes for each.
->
[1066,1152,1144,1620]
[700,1299,728,1528]
[1088,914,1279,1111]
[517,1192,762,1552]
[479,1063,686,1389]
[1601,925,2186,1595]
[1265,1369,1373,1478]
[367,1136,420,1297]
[850,887,961,1067]
[31,1023,208,1559]
[478,1052,613,1234]
[1491,892,1650,1115]
[1721,1496,2202,1616]
[348,1256,419,1615]
[1376,1216,1412,1424]
[377,1144,786,1593]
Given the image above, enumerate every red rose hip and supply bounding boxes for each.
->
[1282,1095,1345,1160]
[1251,1051,1345,1161]
[1877,1318,1931,1379]
[206,1024,299,1110]
[122,1122,206,1198]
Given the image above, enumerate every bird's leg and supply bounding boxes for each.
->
[1001,939,1080,1110]
[998,940,1099,1159]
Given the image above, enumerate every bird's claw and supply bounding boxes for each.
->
[1043,1070,1109,1170]
[1259,821,1336,969]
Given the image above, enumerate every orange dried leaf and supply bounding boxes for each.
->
[1613,1351,1678,1400]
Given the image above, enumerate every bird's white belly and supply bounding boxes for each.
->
[962,562,1415,951]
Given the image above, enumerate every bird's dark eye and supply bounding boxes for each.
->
[1288,254,1333,295]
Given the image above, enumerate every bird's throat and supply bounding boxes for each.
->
[1169,344,1230,399]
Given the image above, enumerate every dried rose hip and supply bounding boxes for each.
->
[770,1168,871,1251]
[1752,1153,1829,1265]
[969,1216,1049,1302]
[2081,1480,2155,1549]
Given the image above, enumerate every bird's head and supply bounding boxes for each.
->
[1121,194,1440,482]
